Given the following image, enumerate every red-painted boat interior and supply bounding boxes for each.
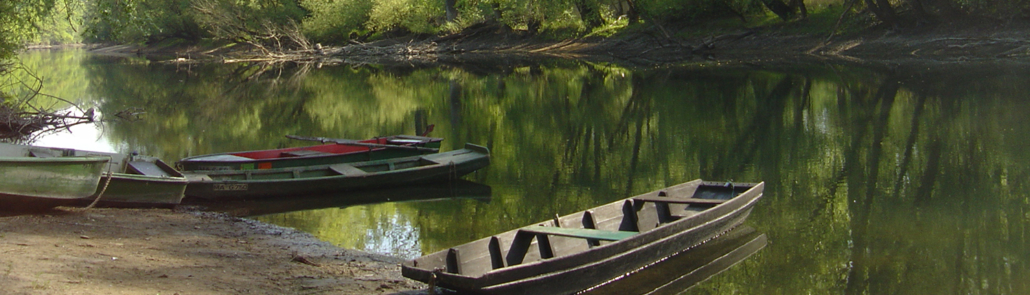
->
[231,138,412,160]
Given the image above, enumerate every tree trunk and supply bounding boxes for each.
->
[527,19,541,34]
[863,0,898,28]
[576,0,602,29]
[761,0,795,21]
[908,0,933,24]
[791,0,808,19]
[624,0,640,24]
[444,0,458,22]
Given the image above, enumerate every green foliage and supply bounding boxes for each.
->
[366,0,445,34]
[82,0,162,43]
[300,0,374,41]
[22,1,83,45]
[80,0,305,44]
[0,0,79,59]
[190,0,309,50]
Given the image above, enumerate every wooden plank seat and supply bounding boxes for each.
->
[29,150,58,158]
[519,226,638,242]
[328,164,369,176]
[632,196,727,205]
[127,161,172,177]
[192,154,252,162]
[280,150,334,157]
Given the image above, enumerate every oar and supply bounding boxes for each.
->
[285,135,439,152]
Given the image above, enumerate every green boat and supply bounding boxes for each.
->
[0,143,188,208]
[177,135,443,171]
[188,180,492,216]
[183,144,490,200]
[0,156,109,208]
[401,179,764,295]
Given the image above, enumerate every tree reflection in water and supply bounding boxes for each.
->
[23,49,1030,294]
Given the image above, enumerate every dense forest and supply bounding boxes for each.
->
[1,0,1028,138]
[2,0,1030,54]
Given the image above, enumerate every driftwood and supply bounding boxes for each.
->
[0,66,97,142]
[0,106,95,141]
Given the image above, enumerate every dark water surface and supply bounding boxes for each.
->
[19,49,1030,294]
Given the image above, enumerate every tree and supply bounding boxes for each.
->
[760,0,796,21]
[863,0,898,28]
[445,0,458,22]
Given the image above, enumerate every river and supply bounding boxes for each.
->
[13,48,1030,294]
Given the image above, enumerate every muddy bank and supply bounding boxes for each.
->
[0,207,424,294]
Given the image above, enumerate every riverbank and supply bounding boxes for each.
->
[95,20,1030,68]
[0,207,424,294]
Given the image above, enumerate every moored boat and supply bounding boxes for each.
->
[187,180,492,216]
[182,143,490,200]
[401,179,764,295]
[177,135,443,171]
[0,143,188,208]
[0,155,109,208]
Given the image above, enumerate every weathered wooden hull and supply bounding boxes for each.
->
[177,135,442,171]
[182,144,490,200]
[402,179,764,294]
[187,180,491,216]
[0,156,109,204]
[0,143,189,208]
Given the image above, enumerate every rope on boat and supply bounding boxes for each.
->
[83,156,115,210]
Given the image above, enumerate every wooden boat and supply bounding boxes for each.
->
[182,143,490,200]
[579,226,767,295]
[401,179,764,295]
[187,180,491,216]
[0,143,188,208]
[176,135,443,171]
[0,155,109,208]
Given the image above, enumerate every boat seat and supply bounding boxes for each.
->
[29,150,58,158]
[519,226,637,242]
[280,150,334,157]
[632,196,727,205]
[127,161,172,177]
[387,139,426,145]
[191,154,252,162]
[328,164,369,176]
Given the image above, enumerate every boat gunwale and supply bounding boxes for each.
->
[176,135,443,163]
[105,172,189,183]
[0,156,112,164]
[182,144,490,199]
[476,191,763,293]
[182,144,488,184]
[402,180,764,290]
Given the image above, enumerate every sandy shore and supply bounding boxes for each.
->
[0,207,426,294]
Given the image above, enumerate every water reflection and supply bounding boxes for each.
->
[579,226,767,295]
[17,49,1030,294]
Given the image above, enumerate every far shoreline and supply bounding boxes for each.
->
[64,21,1030,69]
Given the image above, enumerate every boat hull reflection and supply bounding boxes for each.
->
[579,226,766,295]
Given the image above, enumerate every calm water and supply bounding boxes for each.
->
[14,49,1030,294]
